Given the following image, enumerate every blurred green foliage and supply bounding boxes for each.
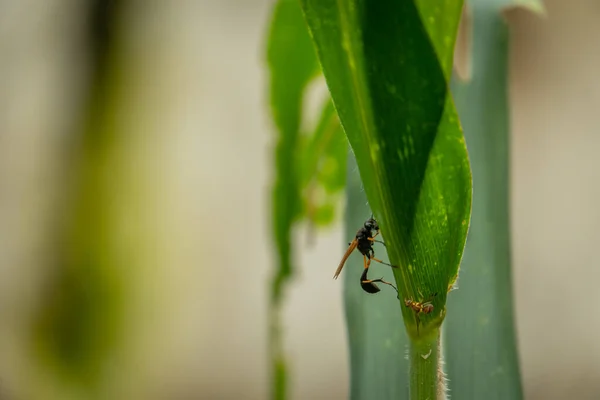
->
[265,0,347,398]
[30,1,127,397]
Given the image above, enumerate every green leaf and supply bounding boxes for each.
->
[343,154,409,400]
[444,2,528,398]
[265,0,320,398]
[299,0,470,338]
[267,0,319,303]
[30,1,125,393]
[301,98,348,226]
[266,1,353,397]
[300,0,471,397]
[499,0,545,14]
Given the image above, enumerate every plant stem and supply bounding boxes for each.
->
[409,329,442,400]
[269,301,286,400]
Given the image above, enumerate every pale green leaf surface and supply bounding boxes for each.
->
[444,2,527,398]
[509,0,545,14]
[488,0,545,14]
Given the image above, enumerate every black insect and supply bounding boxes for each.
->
[333,217,398,293]
[360,267,398,294]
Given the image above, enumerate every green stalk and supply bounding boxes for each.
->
[409,331,441,400]
[269,305,287,400]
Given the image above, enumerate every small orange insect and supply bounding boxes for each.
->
[404,292,438,334]
[333,217,397,294]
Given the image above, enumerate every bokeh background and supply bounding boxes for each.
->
[1,0,599,399]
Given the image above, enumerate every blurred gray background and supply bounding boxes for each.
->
[0,0,599,399]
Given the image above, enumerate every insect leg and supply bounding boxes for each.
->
[370,257,398,269]
[370,239,387,246]
[361,277,398,293]
[367,236,386,246]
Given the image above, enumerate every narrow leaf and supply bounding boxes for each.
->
[265,0,320,398]
[504,0,545,14]
[301,98,347,227]
[443,1,539,397]
[267,0,319,302]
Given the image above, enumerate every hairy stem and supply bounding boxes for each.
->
[409,329,441,400]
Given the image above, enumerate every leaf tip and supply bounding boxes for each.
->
[453,3,472,82]
[503,0,547,18]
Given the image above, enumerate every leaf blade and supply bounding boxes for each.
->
[300,0,471,337]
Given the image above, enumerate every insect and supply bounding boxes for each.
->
[360,267,398,294]
[404,292,438,334]
[333,217,398,294]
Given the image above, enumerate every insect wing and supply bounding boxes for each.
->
[333,239,357,279]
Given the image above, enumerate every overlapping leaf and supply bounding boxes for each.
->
[444,1,544,398]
